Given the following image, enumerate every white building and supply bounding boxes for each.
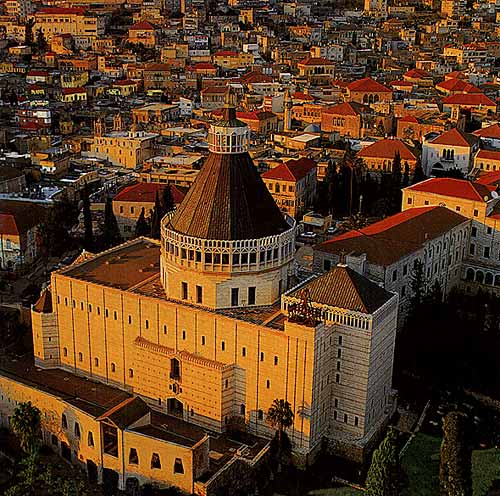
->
[422,128,479,176]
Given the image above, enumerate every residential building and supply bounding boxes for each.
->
[112,182,185,238]
[262,158,317,218]
[357,139,418,174]
[421,128,479,176]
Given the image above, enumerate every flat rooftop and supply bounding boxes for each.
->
[0,354,130,417]
[61,238,160,290]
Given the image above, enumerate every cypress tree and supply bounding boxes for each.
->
[366,427,400,496]
[402,162,410,188]
[161,184,175,214]
[412,161,426,185]
[150,191,163,240]
[440,412,472,496]
[102,197,122,249]
[135,207,150,237]
[82,183,94,251]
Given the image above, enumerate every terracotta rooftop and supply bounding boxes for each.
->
[473,123,500,139]
[476,170,500,187]
[114,182,185,204]
[129,20,156,30]
[404,177,494,202]
[436,78,481,94]
[346,77,392,93]
[315,206,467,266]
[292,264,393,314]
[441,93,496,107]
[357,139,417,161]
[262,158,316,182]
[475,149,500,161]
[429,128,478,147]
[36,7,85,14]
[323,101,369,116]
[60,238,160,290]
[404,68,431,79]
[298,57,333,66]
[33,287,53,314]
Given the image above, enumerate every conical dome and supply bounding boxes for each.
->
[168,102,289,241]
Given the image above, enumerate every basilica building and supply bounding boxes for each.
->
[0,102,398,494]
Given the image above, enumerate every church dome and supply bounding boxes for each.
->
[167,105,289,241]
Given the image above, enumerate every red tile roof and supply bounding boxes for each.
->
[189,62,216,71]
[404,68,431,79]
[429,128,478,147]
[399,115,419,123]
[62,87,86,95]
[262,158,316,182]
[357,139,416,161]
[445,70,465,80]
[436,78,481,93]
[323,102,365,116]
[129,20,156,30]
[27,70,48,77]
[346,77,392,93]
[113,79,138,86]
[442,93,496,107]
[405,177,494,202]
[475,149,500,161]
[214,50,238,57]
[0,213,18,236]
[292,91,314,101]
[315,206,467,266]
[473,123,500,139]
[298,57,333,66]
[114,182,185,204]
[476,170,500,186]
[37,7,85,14]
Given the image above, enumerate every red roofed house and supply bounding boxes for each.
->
[113,182,186,238]
[0,200,46,270]
[473,149,500,174]
[435,78,482,96]
[30,7,104,46]
[321,102,372,138]
[402,177,500,291]
[262,158,317,218]
[59,86,87,103]
[403,68,433,87]
[313,205,469,314]
[128,20,158,48]
[26,70,51,85]
[345,77,393,105]
[441,93,497,119]
[422,128,479,176]
[111,79,139,97]
[297,57,335,81]
[201,86,228,110]
[357,139,418,174]
[473,122,500,149]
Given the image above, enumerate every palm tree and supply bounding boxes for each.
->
[10,401,41,454]
[267,399,294,447]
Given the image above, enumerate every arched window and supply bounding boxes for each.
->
[476,271,484,283]
[466,268,474,281]
[495,275,500,287]
[240,404,246,416]
[485,273,493,285]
